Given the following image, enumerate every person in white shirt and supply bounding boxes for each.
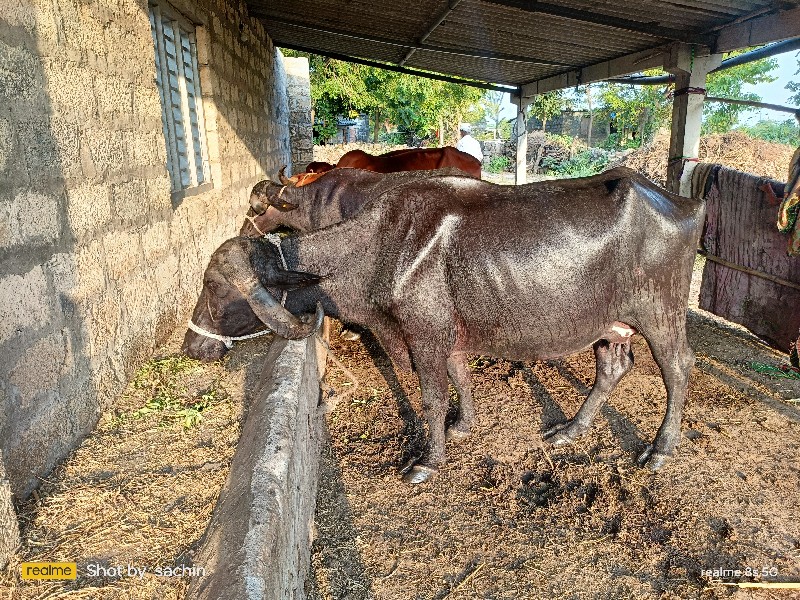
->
[456,123,483,163]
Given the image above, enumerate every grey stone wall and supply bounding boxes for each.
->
[284,56,313,174]
[0,0,291,501]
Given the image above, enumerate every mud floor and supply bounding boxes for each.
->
[309,267,800,599]
[0,332,276,600]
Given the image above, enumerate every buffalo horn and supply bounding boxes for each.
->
[278,166,292,186]
[218,246,323,340]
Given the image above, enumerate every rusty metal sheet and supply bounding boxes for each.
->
[699,165,800,353]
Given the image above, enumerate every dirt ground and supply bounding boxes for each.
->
[308,260,800,600]
[0,332,276,599]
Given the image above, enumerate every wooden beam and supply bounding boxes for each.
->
[716,4,800,53]
[665,45,723,196]
[480,0,714,45]
[520,46,669,98]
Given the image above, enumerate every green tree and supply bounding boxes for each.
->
[292,53,378,143]
[481,91,505,139]
[738,118,799,145]
[283,49,484,145]
[529,90,566,132]
[596,74,671,147]
[703,49,777,134]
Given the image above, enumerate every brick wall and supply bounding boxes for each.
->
[0,0,293,502]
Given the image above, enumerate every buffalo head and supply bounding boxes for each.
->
[182,237,324,361]
[249,168,299,214]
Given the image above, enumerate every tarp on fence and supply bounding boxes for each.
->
[693,163,800,353]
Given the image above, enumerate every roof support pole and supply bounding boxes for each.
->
[665,43,722,196]
[514,94,532,185]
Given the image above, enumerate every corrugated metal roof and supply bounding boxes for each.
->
[248,0,800,91]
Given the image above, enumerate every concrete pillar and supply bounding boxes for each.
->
[665,43,722,196]
[515,95,532,185]
[283,56,313,175]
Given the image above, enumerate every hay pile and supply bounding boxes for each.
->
[617,130,796,186]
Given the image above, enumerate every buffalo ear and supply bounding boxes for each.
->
[265,269,322,291]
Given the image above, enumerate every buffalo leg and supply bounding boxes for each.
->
[446,352,474,441]
[368,318,413,373]
[544,340,633,445]
[637,318,694,470]
[403,352,450,484]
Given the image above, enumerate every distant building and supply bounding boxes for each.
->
[322,114,371,144]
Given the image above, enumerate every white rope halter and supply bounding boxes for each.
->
[188,232,289,348]
[186,319,272,349]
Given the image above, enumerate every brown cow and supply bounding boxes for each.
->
[305,161,335,174]
[334,146,482,178]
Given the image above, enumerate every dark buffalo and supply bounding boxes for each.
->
[240,167,474,237]
[184,167,705,482]
[189,168,478,355]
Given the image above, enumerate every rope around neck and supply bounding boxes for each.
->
[188,233,289,347]
[187,319,272,349]
[244,214,267,237]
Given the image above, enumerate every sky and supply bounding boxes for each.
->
[498,50,800,125]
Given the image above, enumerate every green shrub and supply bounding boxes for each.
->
[486,155,511,173]
[738,119,799,146]
[601,133,642,151]
[544,148,611,178]
[123,356,227,430]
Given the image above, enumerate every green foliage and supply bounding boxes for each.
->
[285,51,378,143]
[600,132,642,151]
[481,91,505,139]
[486,155,511,173]
[780,55,800,113]
[597,73,671,147]
[545,132,578,149]
[543,148,611,178]
[529,90,567,130]
[283,49,484,144]
[703,49,778,134]
[738,118,800,145]
[125,356,226,429]
[497,119,513,140]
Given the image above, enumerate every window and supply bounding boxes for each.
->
[149,2,211,192]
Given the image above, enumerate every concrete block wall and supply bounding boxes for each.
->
[284,56,313,174]
[0,0,293,502]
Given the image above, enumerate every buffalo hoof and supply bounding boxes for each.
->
[446,426,470,441]
[340,329,361,341]
[542,421,584,446]
[402,465,438,484]
[637,446,671,471]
